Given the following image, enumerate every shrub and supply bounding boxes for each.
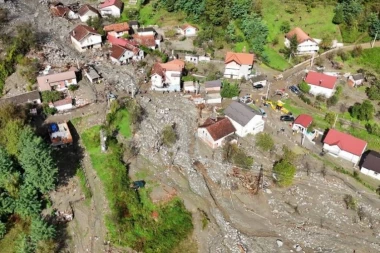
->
[41,91,61,102]
[223,143,253,170]
[337,49,349,61]
[299,93,311,104]
[299,81,311,93]
[68,85,79,91]
[365,123,380,136]
[272,37,279,46]
[335,85,343,96]
[326,95,339,107]
[280,21,290,33]
[42,104,57,115]
[366,81,380,100]
[350,100,374,121]
[165,29,177,38]
[351,45,363,58]
[316,94,326,102]
[273,146,297,187]
[256,133,274,152]
[326,52,336,61]
[325,112,336,126]
[161,124,177,147]
[343,194,357,210]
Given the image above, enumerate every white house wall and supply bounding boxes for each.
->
[100,6,121,17]
[361,167,380,181]
[227,116,264,137]
[151,74,163,88]
[285,38,319,54]
[56,104,73,111]
[323,143,361,164]
[80,11,99,22]
[224,61,251,79]
[71,34,102,52]
[309,84,334,98]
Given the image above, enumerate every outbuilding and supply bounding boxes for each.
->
[360,151,380,181]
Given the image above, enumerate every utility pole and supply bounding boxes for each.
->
[265,81,271,100]
[310,53,315,68]
[332,113,338,128]
[372,32,378,48]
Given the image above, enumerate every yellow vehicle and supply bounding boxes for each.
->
[264,100,290,114]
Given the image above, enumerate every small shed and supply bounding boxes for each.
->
[84,66,101,83]
[205,80,222,93]
[250,75,267,87]
[183,81,199,93]
[347,73,364,87]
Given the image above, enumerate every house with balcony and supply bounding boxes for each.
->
[151,59,184,91]
[285,27,319,54]
[224,52,255,79]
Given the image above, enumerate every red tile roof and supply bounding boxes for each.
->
[200,117,236,141]
[305,71,337,90]
[151,63,165,77]
[99,0,123,9]
[53,97,73,107]
[133,34,156,47]
[286,27,315,44]
[78,4,99,16]
[110,44,126,60]
[294,114,313,128]
[70,25,100,42]
[225,52,255,65]
[50,5,70,17]
[104,22,130,32]
[107,35,140,55]
[324,129,367,156]
[160,59,185,72]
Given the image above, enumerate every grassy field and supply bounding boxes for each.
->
[110,108,132,139]
[138,3,186,26]
[76,168,92,202]
[81,125,193,252]
[261,0,341,70]
[354,48,380,73]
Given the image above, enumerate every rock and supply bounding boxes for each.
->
[294,244,302,252]
[266,189,272,194]
[276,239,283,247]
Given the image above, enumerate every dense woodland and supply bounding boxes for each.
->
[0,104,58,252]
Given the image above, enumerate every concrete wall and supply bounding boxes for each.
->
[227,116,264,137]
[56,103,73,111]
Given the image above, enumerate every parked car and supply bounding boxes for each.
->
[280,115,294,121]
[258,108,267,118]
[240,95,251,104]
[253,84,264,89]
[289,85,300,94]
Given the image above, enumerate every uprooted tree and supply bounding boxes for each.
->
[273,146,297,187]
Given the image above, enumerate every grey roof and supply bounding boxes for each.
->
[361,151,380,173]
[224,101,259,126]
[136,27,155,33]
[85,66,100,79]
[128,20,139,26]
[0,91,41,105]
[250,75,267,83]
[205,79,222,88]
[352,73,364,81]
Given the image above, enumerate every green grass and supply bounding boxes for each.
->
[261,0,341,69]
[110,109,132,139]
[81,126,193,252]
[234,41,250,53]
[354,48,380,73]
[263,46,291,71]
[138,3,186,26]
[76,168,92,203]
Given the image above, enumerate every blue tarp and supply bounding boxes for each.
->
[50,123,58,133]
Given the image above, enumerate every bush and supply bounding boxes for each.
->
[366,81,380,100]
[273,146,297,187]
[351,45,363,58]
[280,21,290,33]
[316,94,326,102]
[325,112,336,126]
[161,124,177,147]
[256,133,274,152]
[165,29,177,38]
[272,37,279,46]
[220,81,239,98]
[42,104,57,115]
[335,85,343,96]
[223,143,253,170]
[343,194,357,210]
[299,81,311,93]
[337,49,349,61]
[41,91,61,102]
[68,85,79,91]
[365,123,380,136]
[299,93,311,104]
[350,100,374,121]
[326,95,339,107]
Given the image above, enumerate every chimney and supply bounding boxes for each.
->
[319,80,322,85]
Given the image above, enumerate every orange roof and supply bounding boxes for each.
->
[151,63,165,77]
[132,34,156,47]
[160,59,184,72]
[224,52,255,65]
[286,27,315,44]
[104,22,130,32]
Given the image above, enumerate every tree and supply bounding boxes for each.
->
[0,8,9,24]
[15,234,33,253]
[256,133,274,152]
[366,81,380,100]
[41,91,61,102]
[86,16,104,34]
[240,13,268,55]
[299,81,311,93]
[325,112,336,126]
[18,128,57,194]
[283,35,298,58]
[365,123,380,136]
[226,21,236,42]
[0,119,24,156]
[15,184,41,217]
[351,45,363,57]
[223,143,253,169]
[280,21,290,33]
[273,146,297,187]
[161,124,177,147]
[350,100,374,121]
[320,34,332,50]
[332,6,344,24]
[230,0,250,19]
[307,121,316,133]
[326,95,339,107]
[30,217,56,245]
[205,0,227,26]
[220,81,239,98]
[0,221,5,239]
[368,13,380,39]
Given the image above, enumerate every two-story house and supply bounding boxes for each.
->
[224,52,255,79]
[151,59,185,92]
[70,25,102,52]
[104,22,130,38]
[224,101,265,137]
[99,0,123,18]
[285,27,319,54]
[37,69,78,91]
[304,71,337,98]
[110,44,144,64]
[197,117,236,149]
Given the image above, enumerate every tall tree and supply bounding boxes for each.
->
[0,119,24,156]
[18,128,57,194]
[205,0,227,26]
[240,14,268,55]
[30,217,56,246]
[14,184,41,218]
